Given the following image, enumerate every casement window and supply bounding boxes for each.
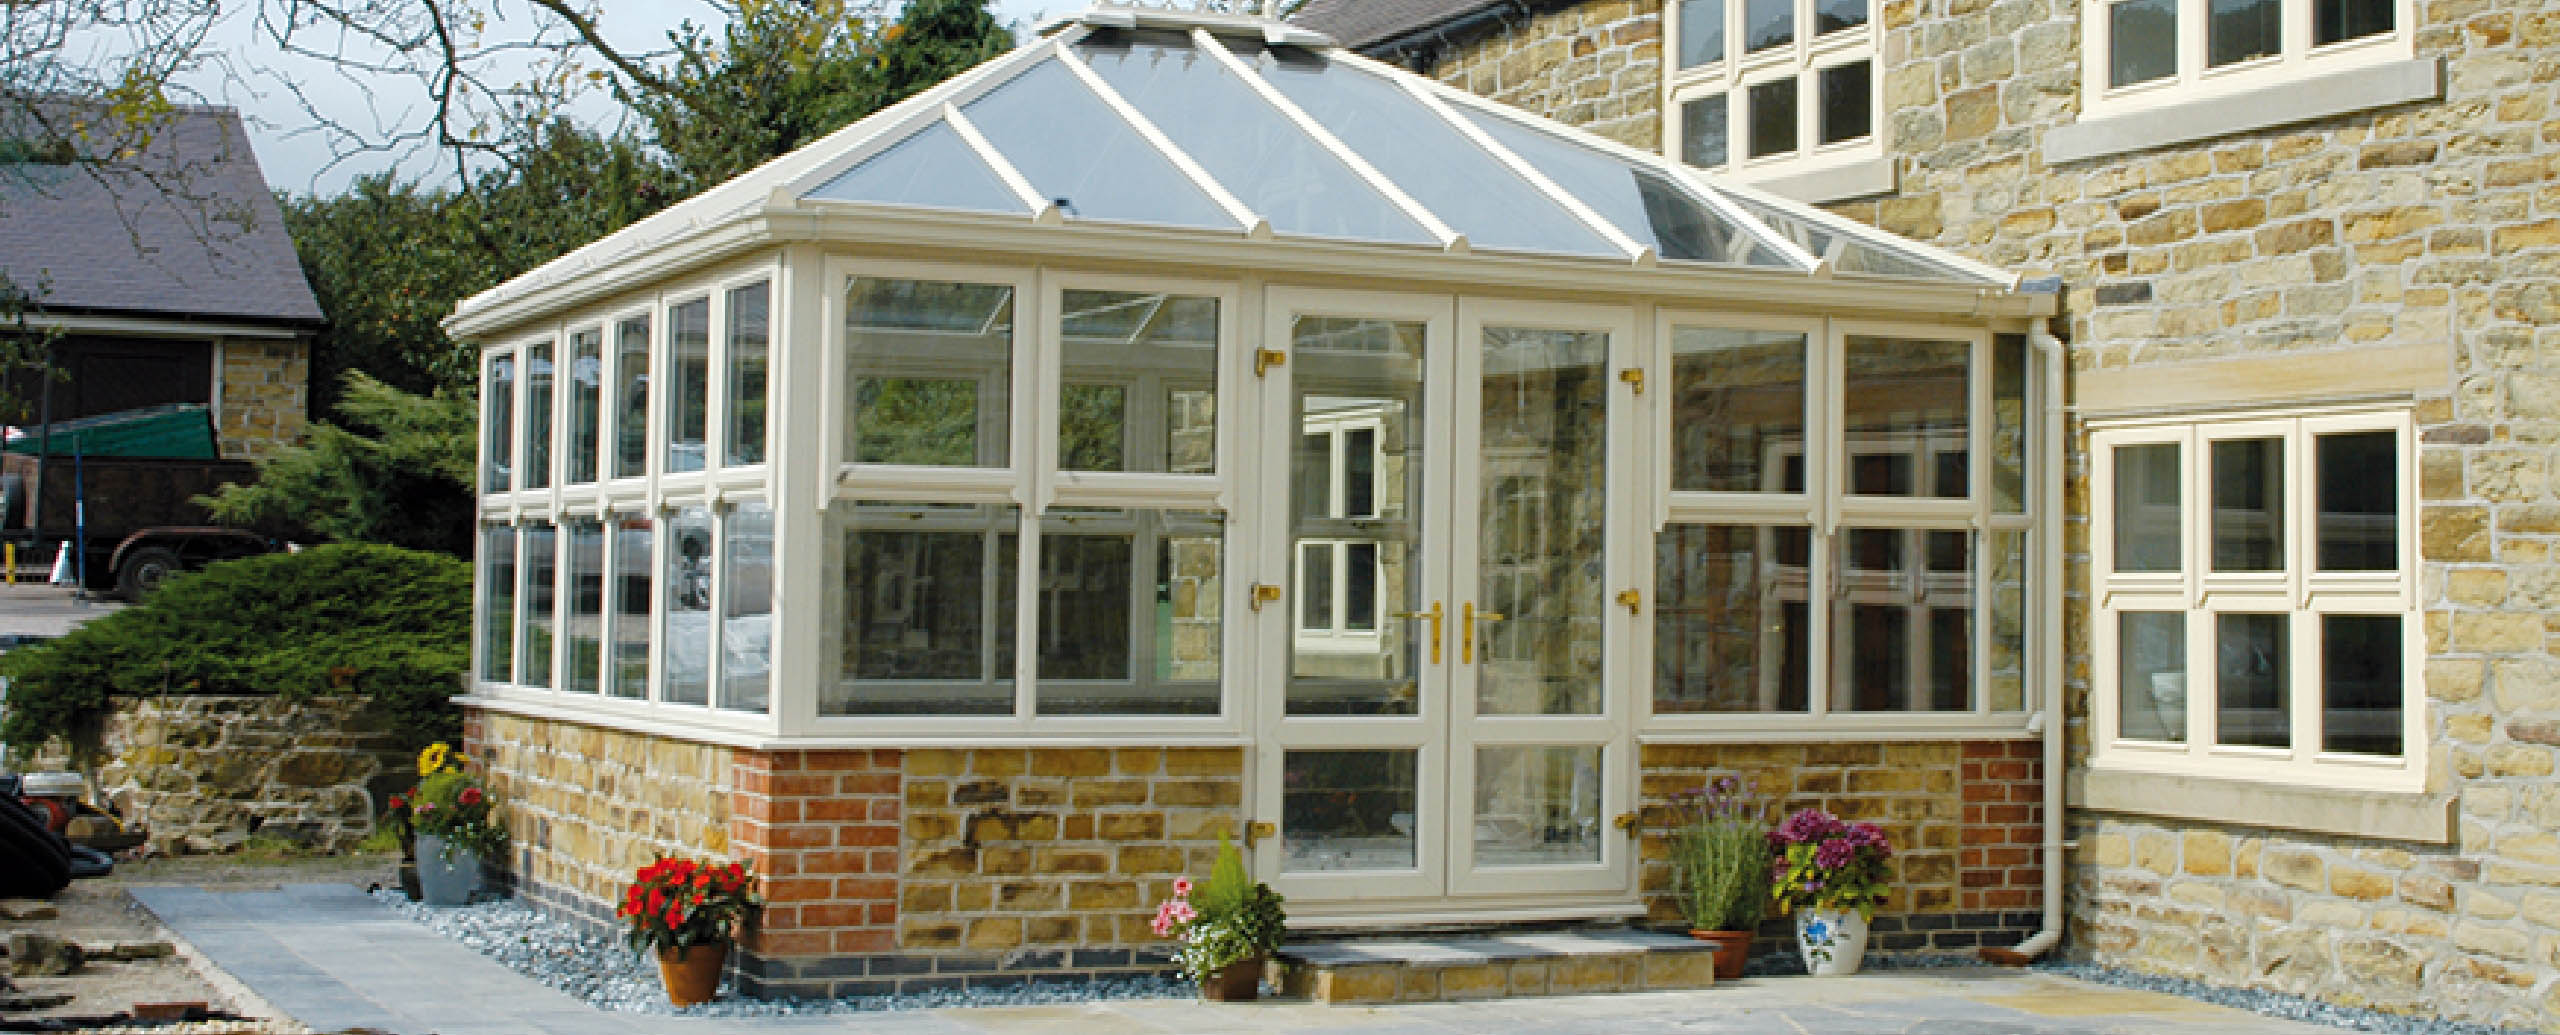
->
[1295,410,1386,655]
[2086,0,2409,114]
[1664,0,1879,190]
[2090,408,2420,790]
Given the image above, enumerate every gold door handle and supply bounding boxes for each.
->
[1246,820,1278,846]
[1614,812,1640,835]
[1462,603,1504,664]
[1391,602,1444,664]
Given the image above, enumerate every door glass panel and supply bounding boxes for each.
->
[661,505,714,705]
[1036,508,1223,715]
[1833,527,1972,712]
[2114,443,2181,571]
[847,277,1014,467]
[1655,523,1810,713]
[1284,750,1419,872]
[2217,612,2289,747]
[2323,615,2401,756]
[1059,290,1219,474]
[1844,337,1967,498]
[2119,611,2186,741]
[828,503,1018,716]
[1474,746,1603,865]
[2212,437,2284,571]
[720,501,774,713]
[1670,327,1805,492]
[563,517,603,694]
[2317,430,2396,571]
[1290,316,1426,717]
[1478,326,1608,716]
[480,526,515,682]
[608,517,651,699]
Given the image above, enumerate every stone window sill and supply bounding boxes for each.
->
[1725,154,1898,206]
[2070,766,2454,844]
[2044,57,2443,166]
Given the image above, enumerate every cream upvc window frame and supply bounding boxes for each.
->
[2080,0,2414,119]
[2089,405,2422,793]
[1643,312,2039,738]
[1663,0,1884,196]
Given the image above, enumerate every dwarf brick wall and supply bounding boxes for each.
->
[729,749,903,969]
[215,337,308,461]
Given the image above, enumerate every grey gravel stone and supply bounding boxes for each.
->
[2036,962,2537,1035]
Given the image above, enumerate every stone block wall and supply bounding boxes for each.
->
[92,694,404,854]
[215,337,308,461]
[467,711,736,923]
[1415,0,1666,151]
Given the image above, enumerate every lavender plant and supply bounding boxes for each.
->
[1667,775,1774,932]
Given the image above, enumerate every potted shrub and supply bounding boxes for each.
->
[1151,832,1285,1001]
[1666,775,1772,979]
[402,742,506,905]
[618,857,759,1006]
[1768,808,1895,975]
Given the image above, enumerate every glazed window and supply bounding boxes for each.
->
[1667,0,1879,192]
[565,327,602,484]
[2089,0,2407,112]
[483,350,515,493]
[723,281,771,467]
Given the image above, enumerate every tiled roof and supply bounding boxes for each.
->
[0,104,321,326]
[1291,0,1503,48]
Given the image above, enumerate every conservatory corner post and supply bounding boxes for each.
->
[774,242,831,736]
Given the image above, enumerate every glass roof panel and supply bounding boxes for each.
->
[1452,104,1796,268]
[958,55,1236,230]
[1075,29,1437,245]
[803,120,1023,215]
[1255,51,1618,258]
[1727,193,1988,280]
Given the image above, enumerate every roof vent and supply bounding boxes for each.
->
[1057,3,1336,47]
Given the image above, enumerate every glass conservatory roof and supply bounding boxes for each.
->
[788,8,2010,286]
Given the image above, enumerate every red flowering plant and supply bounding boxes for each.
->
[400,742,507,862]
[619,857,760,955]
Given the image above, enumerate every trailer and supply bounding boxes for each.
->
[1,405,284,598]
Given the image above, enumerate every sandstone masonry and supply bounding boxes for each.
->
[93,694,405,855]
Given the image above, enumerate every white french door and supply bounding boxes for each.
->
[1251,288,1638,919]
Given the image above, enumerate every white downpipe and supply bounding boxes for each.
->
[1993,318,2070,962]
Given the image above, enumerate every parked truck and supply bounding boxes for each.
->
[0,404,284,598]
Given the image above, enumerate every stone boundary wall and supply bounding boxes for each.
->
[89,694,404,855]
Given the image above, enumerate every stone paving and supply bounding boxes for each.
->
[133,883,2343,1034]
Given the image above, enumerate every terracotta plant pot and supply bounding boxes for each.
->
[656,941,729,1006]
[1201,956,1262,1001]
[1688,929,1753,980]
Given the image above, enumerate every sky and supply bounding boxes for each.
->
[179,0,1059,195]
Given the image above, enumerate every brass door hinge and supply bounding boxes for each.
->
[1615,588,1641,614]
[1614,812,1640,836]
[1618,367,1645,394]
[1249,583,1284,611]
[1246,820,1278,846]
[1255,349,1287,377]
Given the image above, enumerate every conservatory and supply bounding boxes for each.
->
[454,3,2059,997]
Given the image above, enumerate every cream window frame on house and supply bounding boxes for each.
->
[2080,0,2414,118]
[1663,0,1883,196]
[2088,406,2422,793]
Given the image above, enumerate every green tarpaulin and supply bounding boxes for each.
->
[3,404,220,459]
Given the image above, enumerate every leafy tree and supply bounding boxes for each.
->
[199,372,477,557]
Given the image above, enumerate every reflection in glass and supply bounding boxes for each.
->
[614,316,649,479]
[2218,613,2289,747]
[801,120,1022,214]
[1291,317,1424,716]
[480,526,515,682]
[959,55,1233,229]
[1059,290,1218,474]
[1671,327,1805,492]
[525,339,554,490]
[2119,611,2186,741]
[662,505,714,706]
[1655,524,1810,713]
[1820,61,1870,145]
[666,299,710,473]
[1475,746,1603,865]
[608,518,651,699]
[563,518,603,694]
[2210,0,2280,66]
[2316,0,2391,44]
[2317,431,2396,571]
[1748,78,1797,158]
[566,328,601,484]
[2109,0,2177,87]
[1680,0,1726,67]
[2212,437,2284,571]
[1835,528,1971,712]
[2324,615,2401,756]
[1453,107,1786,266]
[1479,327,1608,717]
[485,353,514,493]
[721,501,774,713]
[828,503,1017,715]
[846,277,1014,467]
[1681,94,1729,168]
[1745,0,1793,51]
[2114,443,2181,571]
[519,524,556,689]
[725,282,771,467]
[1844,337,1968,497]
[1037,509,1223,715]
[1283,750,1418,872]
[1817,0,1868,33]
[1986,529,2027,712]
[1992,336,2027,512]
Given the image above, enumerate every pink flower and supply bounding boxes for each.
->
[1171,878,1192,898]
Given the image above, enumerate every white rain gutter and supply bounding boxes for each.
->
[1988,308,2069,963]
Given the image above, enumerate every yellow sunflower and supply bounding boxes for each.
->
[417,742,452,775]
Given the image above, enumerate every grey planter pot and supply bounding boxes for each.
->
[415,833,482,906]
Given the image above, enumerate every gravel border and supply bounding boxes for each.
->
[369,889,1192,1016]
[2034,962,2537,1035]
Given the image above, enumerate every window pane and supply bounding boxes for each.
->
[2211,0,2281,65]
[1346,542,1378,631]
[485,353,514,493]
[1680,94,1730,168]
[1819,61,1871,145]
[519,523,556,688]
[1291,316,1425,717]
[480,526,515,682]
[1748,77,1798,158]
[613,317,649,479]
[2109,0,2177,87]
[1745,0,1793,51]
[1671,327,1805,493]
[1475,746,1603,865]
[1986,528,2027,712]
[524,340,553,490]
[2212,437,2285,571]
[662,505,713,705]
[718,501,774,713]
[828,503,1018,716]
[1300,541,1334,631]
[2315,0,2392,44]
[1835,527,1971,712]
[563,518,603,694]
[608,517,652,699]
[1478,327,1609,717]
[1059,290,1218,474]
[1655,523,1811,713]
[1344,427,1376,516]
[2324,615,2401,756]
[1843,337,1968,498]
[724,282,771,467]
[847,277,1013,467]
[565,328,601,484]
[1060,384,1127,471]
[1284,750,1417,872]
[1816,0,1867,33]
[2119,611,2187,741]
[2317,430,2397,571]
[2217,613,2289,747]
[1992,336,2027,513]
[1037,509,1223,715]
[666,299,710,473]
[2114,443,2181,572]
[1679,0,1726,67]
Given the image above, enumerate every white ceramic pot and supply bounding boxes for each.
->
[1795,909,1870,975]
[415,833,482,906]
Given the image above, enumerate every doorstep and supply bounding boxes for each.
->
[1276,929,1716,1004]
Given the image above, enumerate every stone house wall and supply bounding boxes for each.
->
[215,337,309,461]
[90,694,406,855]
[1413,0,1667,152]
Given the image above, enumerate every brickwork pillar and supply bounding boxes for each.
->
[729,749,904,994]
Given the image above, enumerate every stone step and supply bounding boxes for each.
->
[1277,929,1717,1004]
